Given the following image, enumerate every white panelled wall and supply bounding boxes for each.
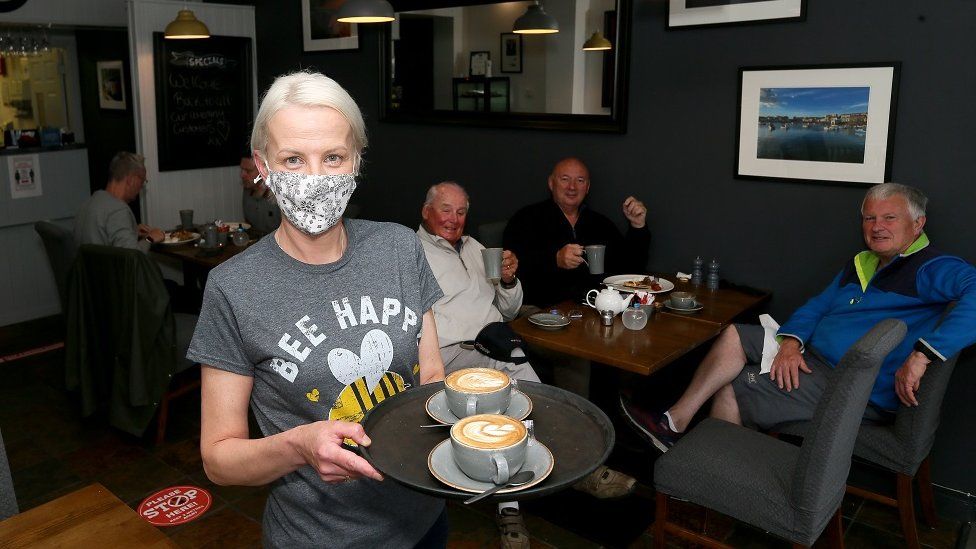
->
[127,0,257,231]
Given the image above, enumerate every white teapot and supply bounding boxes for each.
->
[585,288,634,315]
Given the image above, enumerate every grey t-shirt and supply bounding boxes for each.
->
[73,190,149,253]
[187,219,445,548]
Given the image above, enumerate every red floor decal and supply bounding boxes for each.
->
[139,486,213,527]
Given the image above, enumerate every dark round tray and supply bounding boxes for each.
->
[358,381,615,501]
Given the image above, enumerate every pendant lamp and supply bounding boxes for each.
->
[164,8,210,39]
[582,30,612,51]
[336,0,395,23]
[513,1,559,34]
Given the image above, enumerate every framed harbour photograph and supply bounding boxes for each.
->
[500,33,522,73]
[668,0,806,29]
[735,63,900,186]
[302,0,359,52]
[96,60,126,110]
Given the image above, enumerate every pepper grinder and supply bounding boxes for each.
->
[691,256,704,286]
[707,258,720,290]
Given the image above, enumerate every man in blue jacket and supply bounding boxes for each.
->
[621,183,976,452]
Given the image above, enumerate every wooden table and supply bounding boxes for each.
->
[153,239,254,294]
[511,280,770,377]
[0,483,177,548]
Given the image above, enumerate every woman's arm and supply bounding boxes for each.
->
[200,366,383,486]
[417,310,445,385]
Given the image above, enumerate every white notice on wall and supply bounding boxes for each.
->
[8,154,42,199]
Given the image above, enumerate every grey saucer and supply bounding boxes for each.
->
[664,299,704,313]
[527,313,570,330]
[427,438,554,494]
[426,389,532,425]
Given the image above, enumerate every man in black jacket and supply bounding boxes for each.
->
[503,157,650,307]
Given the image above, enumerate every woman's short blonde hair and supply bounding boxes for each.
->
[250,71,367,172]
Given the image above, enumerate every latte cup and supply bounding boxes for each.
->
[444,367,512,418]
[451,414,528,484]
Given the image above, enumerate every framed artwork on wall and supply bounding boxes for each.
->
[302,0,359,52]
[668,0,806,29]
[97,60,126,110]
[500,33,522,73]
[735,63,900,186]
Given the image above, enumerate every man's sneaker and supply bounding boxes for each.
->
[573,465,636,499]
[619,395,682,452]
[496,507,530,549]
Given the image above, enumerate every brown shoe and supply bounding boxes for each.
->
[496,507,530,549]
[573,465,636,499]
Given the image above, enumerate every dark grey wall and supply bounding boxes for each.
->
[225,0,976,514]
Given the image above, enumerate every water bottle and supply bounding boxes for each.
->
[622,303,648,330]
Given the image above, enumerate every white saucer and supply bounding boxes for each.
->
[425,389,532,425]
[427,438,554,494]
[664,299,704,313]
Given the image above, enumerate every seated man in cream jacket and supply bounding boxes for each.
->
[418,182,636,549]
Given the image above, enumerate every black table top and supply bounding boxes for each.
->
[358,381,615,501]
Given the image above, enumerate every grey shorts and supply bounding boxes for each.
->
[730,324,890,430]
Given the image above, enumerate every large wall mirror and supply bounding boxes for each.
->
[380,0,631,132]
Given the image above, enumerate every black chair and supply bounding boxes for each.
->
[477,220,507,248]
[65,244,199,445]
[653,319,907,548]
[34,220,76,311]
[0,427,17,520]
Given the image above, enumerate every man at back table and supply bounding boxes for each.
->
[418,181,637,549]
[503,157,650,307]
[74,151,165,251]
[239,149,281,236]
[621,183,976,452]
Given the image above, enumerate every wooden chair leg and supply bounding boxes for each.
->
[916,457,939,528]
[897,472,922,549]
[826,507,845,549]
[155,394,170,446]
[655,492,668,549]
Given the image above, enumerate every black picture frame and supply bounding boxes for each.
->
[469,51,490,77]
[734,62,900,186]
[153,33,254,172]
[499,33,522,74]
[668,0,806,30]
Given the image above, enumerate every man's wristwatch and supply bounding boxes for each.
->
[912,340,942,364]
[500,276,518,289]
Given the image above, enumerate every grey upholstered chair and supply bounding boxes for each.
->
[653,318,907,548]
[0,427,18,520]
[34,220,76,311]
[779,351,960,549]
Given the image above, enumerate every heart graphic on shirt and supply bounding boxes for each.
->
[328,329,394,393]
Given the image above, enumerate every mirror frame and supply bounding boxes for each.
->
[378,0,631,133]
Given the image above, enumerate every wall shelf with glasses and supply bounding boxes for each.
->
[452,77,510,113]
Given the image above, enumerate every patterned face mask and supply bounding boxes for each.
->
[262,163,357,236]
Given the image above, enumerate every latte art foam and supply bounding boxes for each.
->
[452,414,526,449]
[445,367,509,394]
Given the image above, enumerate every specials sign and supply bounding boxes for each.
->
[138,485,212,527]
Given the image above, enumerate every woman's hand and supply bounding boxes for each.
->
[293,421,383,483]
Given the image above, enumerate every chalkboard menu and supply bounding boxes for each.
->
[153,33,253,172]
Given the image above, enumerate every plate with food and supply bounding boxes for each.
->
[159,230,200,245]
[602,275,675,294]
[220,221,251,231]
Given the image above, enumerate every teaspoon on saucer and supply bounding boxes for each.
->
[464,470,536,505]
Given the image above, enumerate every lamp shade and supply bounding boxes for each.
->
[336,0,395,23]
[582,31,612,51]
[513,2,559,34]
[164,9,210,39]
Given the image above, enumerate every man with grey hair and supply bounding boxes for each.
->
[622,183,976,453]
[74,151,165,252]
[418,181,637,548]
